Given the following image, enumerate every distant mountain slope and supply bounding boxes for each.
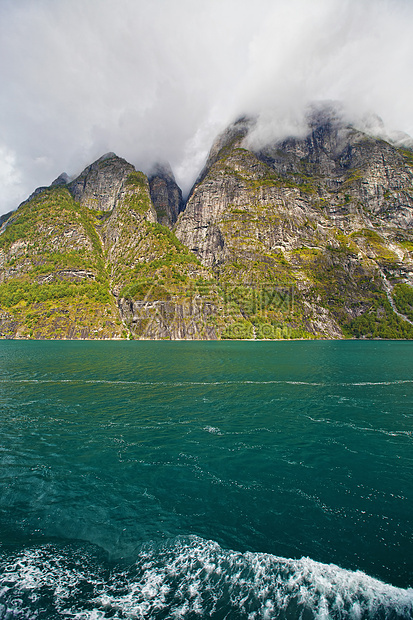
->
[1,110,413,339]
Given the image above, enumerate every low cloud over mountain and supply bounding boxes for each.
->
[1,0,413,214]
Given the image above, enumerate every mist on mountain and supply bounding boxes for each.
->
[1,0,413,214]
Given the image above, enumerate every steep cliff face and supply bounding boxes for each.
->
[175,111,413,338]
[100,169,221,339]
[1,110,413,340]
[148,163,184,228]
[68,153,135,211]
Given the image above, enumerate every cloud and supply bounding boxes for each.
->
[0,0,412,213]
[240,0,413,146]
[0,146,22,212]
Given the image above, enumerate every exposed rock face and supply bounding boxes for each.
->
[68,153,135,211]
[102,170,157,274]
[253,110,413,228]
[118,298,218,340]
[51,172,70,186]
[175,107,413,338]
[176,110,413,265]
[1,108,413,340]
[148,163,184,228]
[98,170,219,340]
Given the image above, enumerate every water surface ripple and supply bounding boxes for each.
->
[0,341,412,618]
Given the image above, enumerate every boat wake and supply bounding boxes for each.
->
[1,535,412,619]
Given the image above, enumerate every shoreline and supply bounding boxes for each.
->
[1,337,413,342]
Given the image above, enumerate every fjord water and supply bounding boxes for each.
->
[0,341,412,619]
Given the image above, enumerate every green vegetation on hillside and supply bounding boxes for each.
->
[2,128,413,340]
[0,187,122,339]
[393,283,413,322]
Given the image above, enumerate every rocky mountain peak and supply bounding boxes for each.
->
[208,116,254,159]
[148,162,184,228]
[51,172,70,187]
[68,153,135,212]
[188,116,256,195]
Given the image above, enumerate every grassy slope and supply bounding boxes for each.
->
[0,187,122,339]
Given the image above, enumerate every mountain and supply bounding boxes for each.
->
[1,109,413,339]
[148,162,185,228]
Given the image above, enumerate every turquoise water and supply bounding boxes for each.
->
[0,340,412,618]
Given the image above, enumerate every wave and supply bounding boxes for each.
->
[1,536,412,619]
[1,378,413,387]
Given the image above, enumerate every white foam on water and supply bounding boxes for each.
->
[1,378,323,386]
[2,378,413,389]
[203,425,222,434]
[348,381,413,386]
[0,536,412,619]
[304,416,413,440]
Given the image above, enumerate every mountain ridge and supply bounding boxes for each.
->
[1,109,413,340]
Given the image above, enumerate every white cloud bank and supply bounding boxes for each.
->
[0,0,412,213]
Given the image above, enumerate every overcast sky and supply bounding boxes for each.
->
[1,0,413,214]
